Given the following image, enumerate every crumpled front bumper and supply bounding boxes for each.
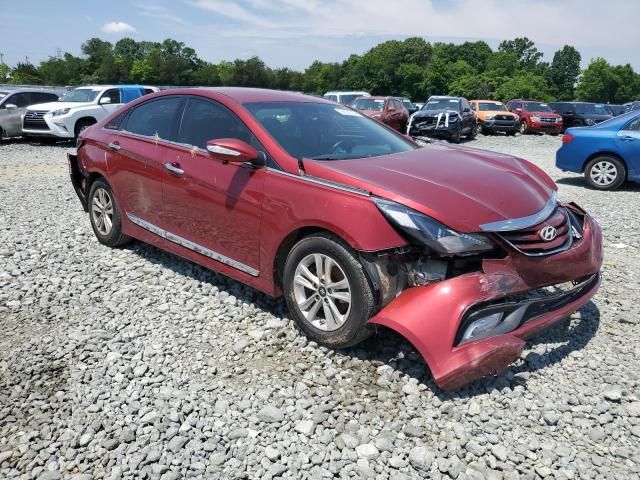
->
[368,215,603,390]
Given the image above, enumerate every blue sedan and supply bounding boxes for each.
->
[556,110,640,190]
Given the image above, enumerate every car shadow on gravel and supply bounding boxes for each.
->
[124,241,601,399]
[557,176,640,192]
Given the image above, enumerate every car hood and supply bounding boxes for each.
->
[529,111,560,117]
[26,101,92,112]
[303,144,556,233]
[359,110,384,117]
[414,109,459,117]
[480,110,517,117]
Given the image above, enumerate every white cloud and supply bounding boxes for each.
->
[186,0,640,53]
[101,21,137,34]
[135,2,186,24]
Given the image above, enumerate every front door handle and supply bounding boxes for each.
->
[108,141,120,151]
[620,135,635,142]
[164,162,184,175]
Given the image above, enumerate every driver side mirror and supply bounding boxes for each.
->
[5,104,17,110]
[99,97,112,105]
[206,138,265,167]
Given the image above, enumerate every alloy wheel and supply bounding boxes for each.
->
[589,161,618,186]
[293,253,352,331]
[91,187,114,235]
[519,121,527,134]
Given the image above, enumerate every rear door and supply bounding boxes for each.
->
[160,96,265,274]
[107,96,186,227]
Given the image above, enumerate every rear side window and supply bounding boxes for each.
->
[124,97,184,140]
[178,98,254,149]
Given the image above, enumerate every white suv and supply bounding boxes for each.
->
[323,91,370,106]
[22,85,156,140]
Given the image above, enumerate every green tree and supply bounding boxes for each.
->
[549,45,581,100]
[494,72,551,102]
[498,37,543,70]
[81,38,117,83]
[0,63,9,83]
[576,58,620,103]
[9,62,42,84]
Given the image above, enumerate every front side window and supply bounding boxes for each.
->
[124,96,184,140]
[246,101,415,160]
[178,98,254,149]
[105,111,128,131]
[625,116,640,131]
[101,89,122,105]
[6,92,32,108]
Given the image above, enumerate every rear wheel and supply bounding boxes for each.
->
[584,156,626,190]
[88,178,132,247]
[283,234,375,348]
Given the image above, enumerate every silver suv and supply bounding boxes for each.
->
[0,88,60,139]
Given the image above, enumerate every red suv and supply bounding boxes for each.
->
[350,96,409,133]
[69,88,602,390]
[506,99,563,135]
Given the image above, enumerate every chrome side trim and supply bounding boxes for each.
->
[126,213,259,277]
[480,192,558,232]
[268,168,370,196]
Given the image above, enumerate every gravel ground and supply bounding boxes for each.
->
[0,134,638,480]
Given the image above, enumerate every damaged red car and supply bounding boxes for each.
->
[68,88,602,390]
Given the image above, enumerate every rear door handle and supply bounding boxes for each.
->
[108,141,120,151]
[164,162,184,175]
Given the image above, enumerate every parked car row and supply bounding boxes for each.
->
[0,85,157,141]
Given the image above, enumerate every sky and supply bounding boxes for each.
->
[1,0,639,70]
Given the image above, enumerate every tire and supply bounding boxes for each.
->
[283,234,376,348]
[466,123,478,139]
[75,119,96,140]
[584,156,626,190]
[518,121,528,134]
[450,125,462,144]
[87,178,132,247]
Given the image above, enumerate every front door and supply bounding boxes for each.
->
[160,96,265,274]
[616,116,640,177]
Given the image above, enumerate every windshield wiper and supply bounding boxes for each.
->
[309,155,342,160]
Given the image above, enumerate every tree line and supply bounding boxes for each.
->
[1,36,639,104]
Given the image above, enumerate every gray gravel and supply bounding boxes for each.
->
[1,134,639,480]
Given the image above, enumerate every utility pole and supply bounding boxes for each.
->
[0,52,4,65]
[56,48,62,60]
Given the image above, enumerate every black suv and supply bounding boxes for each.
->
[408,96,477,143]
[548,102,612,129]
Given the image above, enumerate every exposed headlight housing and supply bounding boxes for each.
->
[448,114,459,122]
[485,115,496,120]
[555,117,562,124]
[51,108,71,117]
[373,198,495,255]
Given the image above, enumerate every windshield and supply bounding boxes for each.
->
[60,88,100,103]
[479,102,507,112]
[572,103,609,115]
[523,102,552,112]
[402,99,415,109]
[246,101,416,160]
[351,98,385,111]
[593,110,640,129]
[423,98,459,111]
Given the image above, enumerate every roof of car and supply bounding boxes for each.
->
[1,87,60,94]
[471,99,505,103]
[158,87,334,104]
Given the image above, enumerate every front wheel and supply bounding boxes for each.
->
[88,178,132,247]
[584,156,626,190]
[450,125,462,144]
[518,121,528,134]
[283,234,375,348]
[466,123,478,139]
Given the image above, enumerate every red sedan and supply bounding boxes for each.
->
[68,88,602,390]
[350,96,409,133]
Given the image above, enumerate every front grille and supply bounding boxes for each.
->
[496,115,514,121]
[415,118,437,128]
[498,207,574,256]
[539,117,558,124]
[23,110,49,130]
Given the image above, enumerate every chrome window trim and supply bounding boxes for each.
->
[126,213,259,277]
[268,168,370,196]
[480,192,557,232]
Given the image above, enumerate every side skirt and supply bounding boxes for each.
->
[126,213,259,277]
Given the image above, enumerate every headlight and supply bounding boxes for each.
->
[586,118,595,125]
[555,117,562,123]
[485,115,495,120]
[373,198,495,255]
[51,108,71,117]
[531,115,540,122]
[448,114,459,122]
